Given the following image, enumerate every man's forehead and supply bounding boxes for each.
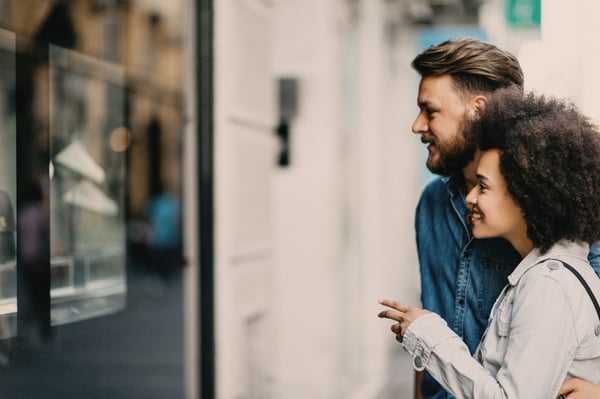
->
[419,74,454,90]
[417,76,467,106]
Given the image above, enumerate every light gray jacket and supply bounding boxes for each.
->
[403,240,600,398]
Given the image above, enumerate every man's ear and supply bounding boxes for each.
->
[471,95,487,116]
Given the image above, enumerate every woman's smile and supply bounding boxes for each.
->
[469,208,483,225]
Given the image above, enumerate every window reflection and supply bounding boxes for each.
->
[0,28,16,342]
[49,45,126,325]
[0,3,186,392]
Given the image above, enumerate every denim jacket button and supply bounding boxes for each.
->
[547,261,560,270]
[595,324,600,337]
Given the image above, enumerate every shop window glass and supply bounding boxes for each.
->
[48,45,127,325]
[0,28,16,340]
[0,2,186,395]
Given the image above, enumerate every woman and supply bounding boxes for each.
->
[379,89,600,398]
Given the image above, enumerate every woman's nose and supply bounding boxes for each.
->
[466,186,477,204]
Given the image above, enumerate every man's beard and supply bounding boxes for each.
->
[426,116,477,176]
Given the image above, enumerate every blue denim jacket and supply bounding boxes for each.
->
[415,174,600,399]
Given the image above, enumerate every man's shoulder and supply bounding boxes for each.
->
[418,175,455,210]
[420,176,447,197]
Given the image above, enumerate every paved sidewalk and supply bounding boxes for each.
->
[0,265,420,399]
[0,267,184,399]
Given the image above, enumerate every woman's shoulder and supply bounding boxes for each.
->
[520,258,600,330]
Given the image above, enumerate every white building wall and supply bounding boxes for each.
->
[271,0,422,398]
[349,1,422,397]
[272,0,345,397]
[502,0,600,122]
[539,0,600,122]
[214,0,278,398]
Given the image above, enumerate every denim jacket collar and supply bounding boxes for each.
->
[445,173,465,199]
[445,173,471,237]
[507,240,590,286]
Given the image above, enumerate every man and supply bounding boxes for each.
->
[409,37,600,399]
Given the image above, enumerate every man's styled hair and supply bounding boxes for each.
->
[412,37,524,96]
[472,89,600,253]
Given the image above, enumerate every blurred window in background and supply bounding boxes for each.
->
[0,1,186,397]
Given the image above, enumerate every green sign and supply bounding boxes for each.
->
[506,0,541,28]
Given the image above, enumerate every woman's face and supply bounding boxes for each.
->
[466,149,529,253]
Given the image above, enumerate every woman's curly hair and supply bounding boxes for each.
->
[472,88,600,253]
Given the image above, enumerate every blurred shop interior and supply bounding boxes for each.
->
[0,0,187,397]
[0,0,598,398]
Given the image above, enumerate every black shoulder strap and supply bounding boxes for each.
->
[548,258,600,321]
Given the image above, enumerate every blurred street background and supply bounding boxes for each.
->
[0,0,598,398]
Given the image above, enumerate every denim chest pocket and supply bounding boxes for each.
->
[477,257,514,320]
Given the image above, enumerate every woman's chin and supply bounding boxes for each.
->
[471,226,490,239]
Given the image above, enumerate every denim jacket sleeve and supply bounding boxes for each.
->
[588,241,600,278]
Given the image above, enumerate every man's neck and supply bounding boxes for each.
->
[462,151,482,193]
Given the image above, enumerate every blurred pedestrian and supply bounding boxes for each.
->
[17,179,52,353]
[146,188,184,282]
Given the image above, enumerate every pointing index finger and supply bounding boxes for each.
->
[378,299,410,312]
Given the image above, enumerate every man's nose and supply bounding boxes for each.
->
[412,112,427,134]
